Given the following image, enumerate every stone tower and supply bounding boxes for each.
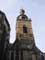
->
[15,9,44,60]
[16,12,35,50]
[7,9,45,60]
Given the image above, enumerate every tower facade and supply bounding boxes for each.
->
[16,16,35,50]
[16,9,35,50]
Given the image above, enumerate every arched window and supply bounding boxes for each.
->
[23,25,27,33]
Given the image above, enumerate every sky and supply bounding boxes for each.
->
[0,0,45,52]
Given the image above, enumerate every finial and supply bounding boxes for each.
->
[20,8,25,15]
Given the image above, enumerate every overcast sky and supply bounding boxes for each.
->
[0,0,45,52]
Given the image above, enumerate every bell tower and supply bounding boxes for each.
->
[15,9,35,60]
[16,9,35,49]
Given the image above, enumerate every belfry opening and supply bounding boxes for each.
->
[23,25,27,33]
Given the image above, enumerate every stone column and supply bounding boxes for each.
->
[15,49,19,60]
[9,50,14,60]
[9,51,12,60]
[20,50,23,60]
[32,54,36,60]
[14,51,16,60]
